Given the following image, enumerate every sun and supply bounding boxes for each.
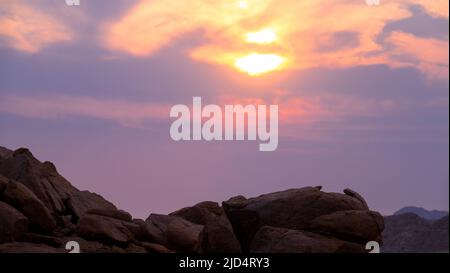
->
[235,53,285,76]
[246,29,277,44]
[238,1,249,9]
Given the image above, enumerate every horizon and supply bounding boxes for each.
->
[0,0,449,218]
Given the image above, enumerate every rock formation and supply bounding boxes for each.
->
[0,146,384,253]
[382,212,449,253]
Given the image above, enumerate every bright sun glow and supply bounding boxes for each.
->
[238,1,248,9]
[246,29,277,44]
[235,53,285,75]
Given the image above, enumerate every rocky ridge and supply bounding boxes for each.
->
[0,146,384,253]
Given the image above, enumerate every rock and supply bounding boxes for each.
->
[0,148,78,213]
[309,210,384,243]
[1,180,56,232]
[125,243,147,253]
[0,242,63,253]
[0,146,12,159]
[67,191,117,221]
[0,175,8,193]
[61,237,126,253]
[171,201,241,253]
[146,214,204,253]
[223,187,367,250]
[86,209,132,222]
[343,188,369,210]
[75,214,134,246]
[0,201,28,243]
[23,233,64,247]
[126,219,164,243]
[382,213,449,253]
[250,226,364,253]
[140,242,173,253]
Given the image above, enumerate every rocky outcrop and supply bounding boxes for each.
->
[146,214,204,252]
[170,201,241,253]
[1,179,56,232]
[0,201,28,243]
[221,187,379,251]
[67,191,117,221]
[0,148,78,213]
[382,213,449,253]
[250,226,364,253]
[0,146,385,253]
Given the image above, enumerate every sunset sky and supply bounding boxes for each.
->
[0,0,448,217]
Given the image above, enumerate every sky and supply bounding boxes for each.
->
[0,0,448,218]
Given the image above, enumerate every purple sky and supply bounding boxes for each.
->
[0,0,448,218]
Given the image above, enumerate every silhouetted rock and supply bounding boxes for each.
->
[0,147,12,159]
[343,188,369,210]
[139,242,173,253]
[171,201,242,253]
[67,191,117,221]
[86,208,132,222]
[250,226,364,253]
[309,210,384,244]
[0,148,78,213]
[146,214,204,253]
[394,206,448,221]
[0,201,28,243]
[76,214,134,246]
[1,179,56,232]
[0,242,63,253]
[382,213,449,253]
[0,145,390,253]
[222,187,369,250]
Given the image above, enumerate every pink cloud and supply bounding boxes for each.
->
[0,1,73,53]
[385,31,449,80]
[0,95,170,128]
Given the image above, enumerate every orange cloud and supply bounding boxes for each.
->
[385,31,449,79]
[0,95,170,128]
[0,1,73,53]
[103,0,449,79]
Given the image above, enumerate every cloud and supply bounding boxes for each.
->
[103,0,448,79]
[0,94,170,128]
[384,31,449,79]
[0,1,73,53]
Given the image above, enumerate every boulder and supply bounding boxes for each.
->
[23,233,64,247]
[75,214,134,246]
[140,242,173,253]
[67,191,117,221]
[222,187,367,250]
[125,243,147,253]
[171,201,241,253]
[86,208,132,222]
[146,214,204,253]
[309,210,384,243]
[126,219,164,243]
[0,175,8,193]
[1,180,56,232]
[250,226,364,253]
[0,146,12,159]
[343,188,369,210]
[61,237,126,253]
[0,242,63,253]
[0,148,78,213]
[0,201,28,243]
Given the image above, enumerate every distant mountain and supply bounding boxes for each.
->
[382,213,449,253]
[394,206,448,220]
